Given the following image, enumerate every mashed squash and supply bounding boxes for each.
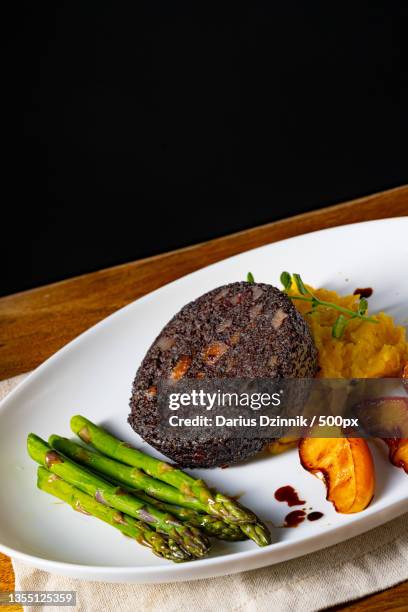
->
[288,285,408,378]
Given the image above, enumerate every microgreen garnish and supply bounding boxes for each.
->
[292,273,309,296]
[358,298,368,316]
[247,272,255,283]
[280,271,378,339]
[332,314,347,339]
[280,271,291,291]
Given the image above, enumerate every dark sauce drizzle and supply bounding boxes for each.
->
[307,511,324,522]
[353,287,373,298]
[284,510,306,527]
[275,485,324,527]
[274,485,305,507]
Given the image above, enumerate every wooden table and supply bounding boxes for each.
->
[1,185,408,611]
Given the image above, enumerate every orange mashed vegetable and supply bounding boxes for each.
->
[289,285,408,379]
[267,284,408,455]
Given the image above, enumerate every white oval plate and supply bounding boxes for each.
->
[1,217,408,583]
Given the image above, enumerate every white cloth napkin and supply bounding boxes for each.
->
[2,374,408,612]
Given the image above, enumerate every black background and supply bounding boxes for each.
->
[3,4,408,296]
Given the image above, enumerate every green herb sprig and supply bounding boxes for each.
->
[279,271,378,339]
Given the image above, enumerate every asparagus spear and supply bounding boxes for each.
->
[49,434,244,540]
[37,467,188,562]
[49,435,204,511]
[127,491,247,541]
[239,521,271,547]
[28,434,210,558]
[50,432,246,541]
[70,415,257,525]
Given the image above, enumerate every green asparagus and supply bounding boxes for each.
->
[37,467,188,562]
[128,491,247,541]
[49,435,203,511]
[70,415,257,525]
[28,434,210,558]
[49,434,244,540]
[239,521,271,547]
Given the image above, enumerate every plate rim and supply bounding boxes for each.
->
[1,496,407,582]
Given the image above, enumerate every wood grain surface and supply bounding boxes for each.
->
[1,184,407,611]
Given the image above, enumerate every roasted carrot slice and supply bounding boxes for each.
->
[299,437,375,513]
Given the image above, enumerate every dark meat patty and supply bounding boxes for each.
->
[129,282,318,467]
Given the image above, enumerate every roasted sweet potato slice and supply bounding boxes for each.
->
[299,437,375,513]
